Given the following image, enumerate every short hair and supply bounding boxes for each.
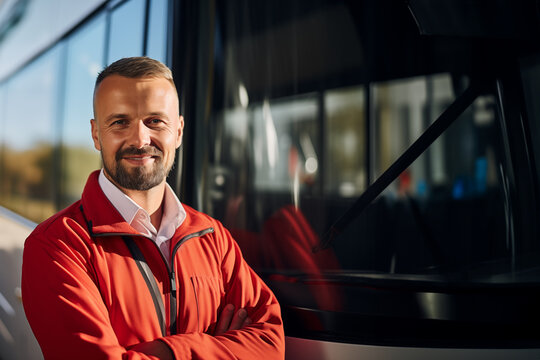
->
[93,57,177,116]
[95,56,174,87]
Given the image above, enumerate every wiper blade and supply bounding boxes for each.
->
[314,82,483,252]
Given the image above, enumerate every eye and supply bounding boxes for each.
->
[112,119,126,125]
[148,118,165,126]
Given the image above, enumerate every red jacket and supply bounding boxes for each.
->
[22,171,284,359]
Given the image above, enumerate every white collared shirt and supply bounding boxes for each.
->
[98,169,186,265]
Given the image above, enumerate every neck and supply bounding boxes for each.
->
[123,184,166,230]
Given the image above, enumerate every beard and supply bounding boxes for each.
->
[102,145,171,191]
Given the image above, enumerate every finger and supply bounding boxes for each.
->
[215,304,235,335]
[243,316,252,327]
[228,308,248,331]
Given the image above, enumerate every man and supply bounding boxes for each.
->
[22,57,285,359]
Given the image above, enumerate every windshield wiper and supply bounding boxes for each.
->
[314,81,484,252]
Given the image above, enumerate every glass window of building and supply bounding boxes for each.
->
[60,13,107,208]
[1,46,63,222]
[107,0,146,63]
[146,0,170,63]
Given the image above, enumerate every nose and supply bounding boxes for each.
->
[128,121,151,149]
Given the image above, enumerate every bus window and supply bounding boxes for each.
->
[373,74,455,181]
[0,85,5,203]
[335,90,510,275]
[107,0,146,63]
[59,13,106,208]
[146,0,170,64]
[520,53,540,193]
[325,86,366,197]
[0,46,63,222]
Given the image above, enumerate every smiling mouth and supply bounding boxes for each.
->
[122,155,158,164]
[124,155,156,160]
[116,146,163,164]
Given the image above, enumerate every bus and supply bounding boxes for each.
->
[1,0,540,358]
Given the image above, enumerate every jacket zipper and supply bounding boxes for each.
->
[168,228,214,335]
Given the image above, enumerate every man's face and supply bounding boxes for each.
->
[91,75,184,191]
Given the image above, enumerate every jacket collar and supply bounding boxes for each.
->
[81,170,140,237]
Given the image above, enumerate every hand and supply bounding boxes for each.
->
[214,304,252,336]
[130,339,174,359]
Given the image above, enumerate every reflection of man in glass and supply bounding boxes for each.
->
[22,57,284,359]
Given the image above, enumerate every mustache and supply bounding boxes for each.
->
[115,146,163,161]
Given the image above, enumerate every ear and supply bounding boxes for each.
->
[91,119,102,151]
[175,115,184,149]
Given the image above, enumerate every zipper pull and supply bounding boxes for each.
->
[170,271,177,292]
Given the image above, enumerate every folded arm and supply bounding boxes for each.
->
[132,304,252,359]
[158,221,285,359]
